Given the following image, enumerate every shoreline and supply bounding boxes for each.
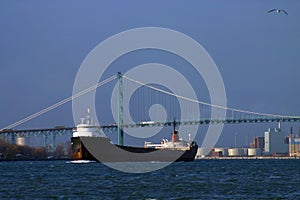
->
[0,158,72,162]
[196,156,300,160]
[1,157,299,162]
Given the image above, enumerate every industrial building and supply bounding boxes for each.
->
[250,136,264,150]
[195,127,300,159]
[264,128,288,155]
[289,135,300,157]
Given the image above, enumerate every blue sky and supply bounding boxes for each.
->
[0,1,299,146]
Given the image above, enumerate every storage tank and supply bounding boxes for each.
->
[214,148,229,156]
[242,148,248,156]
[196,148,212,158]
[228,148,244,156]
[248,148,262,156]
[16,137,26,146]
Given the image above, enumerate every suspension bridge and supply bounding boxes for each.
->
[1,72,300,151]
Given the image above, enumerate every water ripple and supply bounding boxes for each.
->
[0,159,299,199]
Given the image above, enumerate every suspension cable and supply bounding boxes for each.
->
[1,75,116,131]
[123,75,300,119]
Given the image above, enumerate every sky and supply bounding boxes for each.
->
[0,1,300,147]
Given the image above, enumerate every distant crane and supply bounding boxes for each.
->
[268,9,288,15]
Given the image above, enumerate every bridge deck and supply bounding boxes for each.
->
[1,117,299,135]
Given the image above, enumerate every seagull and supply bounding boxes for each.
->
[268,9,288,15]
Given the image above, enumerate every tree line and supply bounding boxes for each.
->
[0,138,72,160]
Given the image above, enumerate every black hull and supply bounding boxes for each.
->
[71,137,198,162]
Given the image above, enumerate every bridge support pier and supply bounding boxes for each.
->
[44,131,56,152]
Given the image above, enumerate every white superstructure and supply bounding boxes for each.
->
[144,130,192,150]
[72,108,106,138]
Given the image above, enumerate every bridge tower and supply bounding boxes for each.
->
[117,72,124,146]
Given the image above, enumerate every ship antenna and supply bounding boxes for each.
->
[80,118,85,124]
[87,107,91,124]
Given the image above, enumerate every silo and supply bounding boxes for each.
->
[248,148,262,156]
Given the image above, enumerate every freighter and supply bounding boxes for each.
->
[71,109,198,162]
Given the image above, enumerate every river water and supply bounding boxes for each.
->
[0,159,299,199]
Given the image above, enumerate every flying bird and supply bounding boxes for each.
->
[268,9,288,15]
